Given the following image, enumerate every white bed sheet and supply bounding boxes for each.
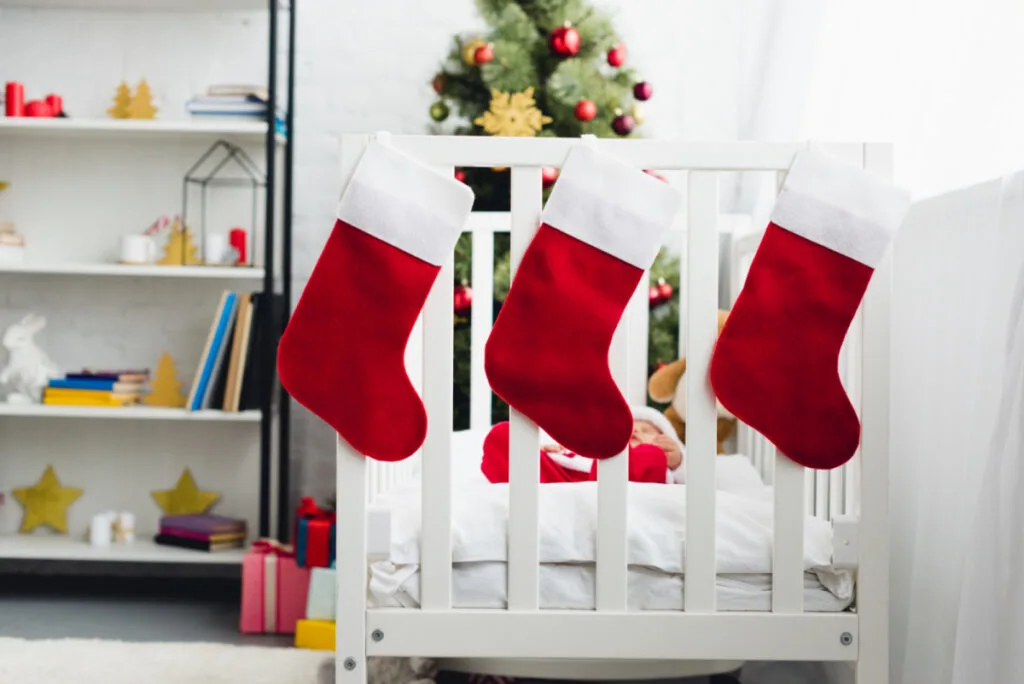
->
[368,561,854,612]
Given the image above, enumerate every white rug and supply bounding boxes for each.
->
[0,637,331,684]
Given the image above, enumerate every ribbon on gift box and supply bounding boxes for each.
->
[295,497,336,569]
[252,538,294,632]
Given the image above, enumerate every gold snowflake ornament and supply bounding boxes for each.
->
[475,87,553,137]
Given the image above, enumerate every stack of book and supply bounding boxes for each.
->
[186,84,286,136]
[154,513,247,553]
[187,290,268,412]
[42,370,149,407]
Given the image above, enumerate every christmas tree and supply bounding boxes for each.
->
[157,218,200,265]
[107,81,132,119]
[126,79,158,120]
[438,1,677,430]
[144,353,186,408]
[429,0,651,210]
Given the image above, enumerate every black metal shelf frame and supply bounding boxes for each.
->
[262,0,295,541]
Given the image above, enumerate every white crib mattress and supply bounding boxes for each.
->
[369,561,853,612]
[369,480,853,612]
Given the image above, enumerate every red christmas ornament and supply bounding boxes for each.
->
[607,43,627,67]
[633,81,653,101]
[574,99,597,122]
[454,283,473,315]
[541,167,559,188]
[549,23,581,57]
[649,285,661,307]
[432,73,446,95]
[657,278,673,301]
[454,169,467,183]
[474,44,494,65]
[612,113,635,136]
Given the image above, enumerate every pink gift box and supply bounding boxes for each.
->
[240,540,311,634]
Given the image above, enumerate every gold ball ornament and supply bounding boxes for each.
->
[462,38,487,66]
[630,103,646,126]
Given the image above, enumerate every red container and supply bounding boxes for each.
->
[45,94,63,116]
[24,100,53,117]
[229,227,248,265]
[5,82,25,117]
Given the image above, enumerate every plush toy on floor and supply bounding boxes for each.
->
[647,309,737,453]
[0,314,60,404]
[318,657,437,684]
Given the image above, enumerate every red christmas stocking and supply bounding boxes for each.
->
[278,140,473,461]
[710,150,911,470]
[485,144,683,459]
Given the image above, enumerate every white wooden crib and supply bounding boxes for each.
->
[334,135,892,683]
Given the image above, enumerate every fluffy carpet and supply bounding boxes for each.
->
[0,637,332,684]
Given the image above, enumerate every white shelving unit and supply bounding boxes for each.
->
[0,0,293,570]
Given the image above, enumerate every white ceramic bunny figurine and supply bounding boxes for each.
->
[0,314,60,404]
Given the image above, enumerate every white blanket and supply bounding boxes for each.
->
[377,481,836,575]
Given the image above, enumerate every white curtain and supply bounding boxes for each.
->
[948,176,1024,682]
[889,171,1024,684]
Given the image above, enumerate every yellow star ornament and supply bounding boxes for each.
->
[151,469,220,515]
[474,87,552,137]
[13,466,84,534]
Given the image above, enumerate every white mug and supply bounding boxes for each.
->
[120,235,157,264]
[204,232,229,264]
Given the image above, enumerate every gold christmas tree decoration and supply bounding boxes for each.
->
[151,468,220,516]
[144,352,186,408]
[474,87,552,137]
[14,465,84,535]
[126,79,158,120]
[158,217,201,265]
[108,81,132,119]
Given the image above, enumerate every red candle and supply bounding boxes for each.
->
[5,82,25,117]
[229,227,248,265]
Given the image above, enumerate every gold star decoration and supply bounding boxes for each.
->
[151,468,220,515]
[13,465,84,534]
[474,87,552,137]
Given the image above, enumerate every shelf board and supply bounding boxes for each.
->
[0,0,284,11]
[0,262,266,279]
[0,117,285,144]
[0,536,246,564]
[0,405,261,421]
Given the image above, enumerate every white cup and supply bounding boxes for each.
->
[204,233,229,264]
[120,235,157,264]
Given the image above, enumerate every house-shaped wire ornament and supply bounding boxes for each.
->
[180,139,266,267]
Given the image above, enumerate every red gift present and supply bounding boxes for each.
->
[295,497,336,569]
[239,538,311,634]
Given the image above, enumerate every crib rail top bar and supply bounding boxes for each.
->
[342,134,866,171]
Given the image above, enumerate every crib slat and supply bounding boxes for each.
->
[596,292,632,612]
[335,134,370,684]
[627,270,651,405]
[772,455,805,612]
[470,227,496,431]
[420,166,456,610]
[856,142,895,684]
[684,171,719,613]
[507,167,543,611]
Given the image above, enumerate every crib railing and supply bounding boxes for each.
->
[337,135,892,678]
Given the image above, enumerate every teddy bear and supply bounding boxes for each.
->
[647,308,737,454]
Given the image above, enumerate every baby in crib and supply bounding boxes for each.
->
[481,406,686,484]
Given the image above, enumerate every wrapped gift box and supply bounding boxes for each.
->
[295,497,336,569]
[239,540,311,634]
[295,619,335,651]
[305,564,335,621]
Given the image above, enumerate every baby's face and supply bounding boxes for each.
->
[630,419,663,447]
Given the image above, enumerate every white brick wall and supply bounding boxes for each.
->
[1,0,768,509]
